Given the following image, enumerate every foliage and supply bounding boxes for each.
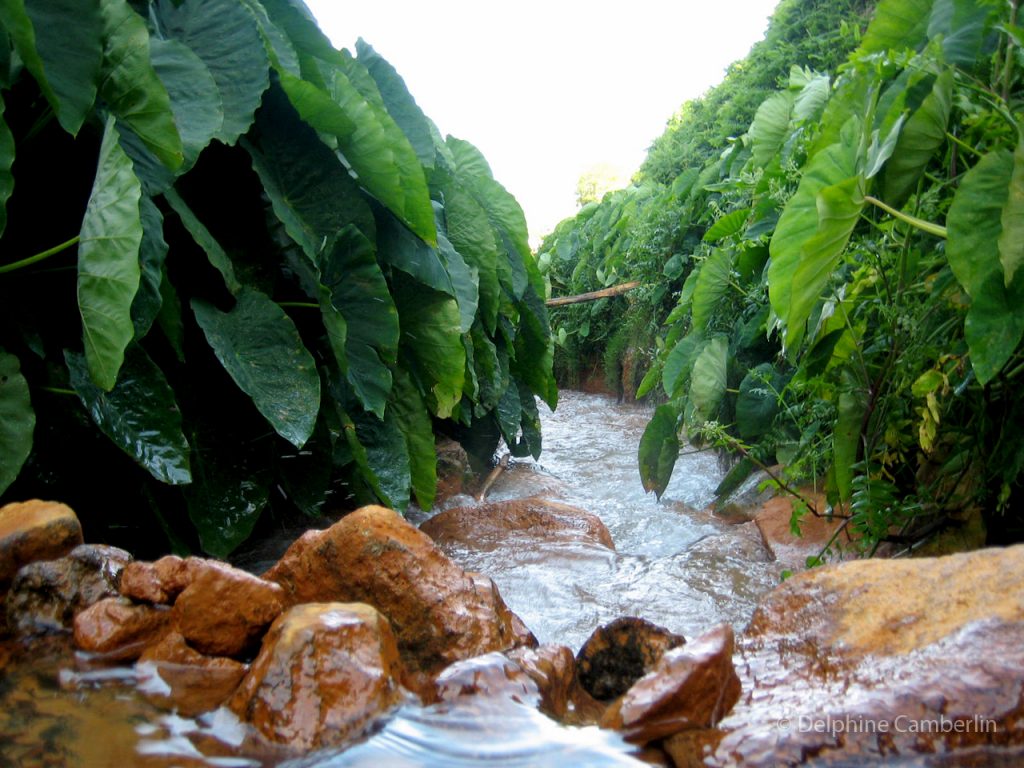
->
[0,0,554,557]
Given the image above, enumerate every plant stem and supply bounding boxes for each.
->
[277,301,319,309]
[40,387,77,396]
[945,131,983,159]
[0,235,80,274]
[864,196,947,239]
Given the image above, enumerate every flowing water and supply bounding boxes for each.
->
[0,391,781,766]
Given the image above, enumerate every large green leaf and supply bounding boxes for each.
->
[513,285,558,410]
[378,212,454,295]
[736,363,782,441]
[832,375,865,503]
[690,248,735,332]
[443,180,500,333]
[163,188,241,295]
[239,0,299,77]
[77,116,142,391]
[748,91,794,168]
[245,82,375,259]
[928,0,1001,67]
[998,136,1024,287]
[390,367,437,510]
[947,149,1024,384]
[276,415,331,517]
[156,0,269,145]
[393,273,465,419]
[703,208,751,243]
[344,404,410,511]
[130,195,168,339]
[662,331,705,399]
[860,0,933,53]
[0,0,102,135]
[0,95,13,238]
[66,347,191,485]
[471,324,508,415]
[192,289,320,448]
[148,37,222,169]
[319,226,398,418]
[0,348,34,495]
[689,336,729,424]
[639,404,680,499]
[98,0,182,170]
[437,226,480,335]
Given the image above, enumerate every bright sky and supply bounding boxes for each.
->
[305,1,780,246]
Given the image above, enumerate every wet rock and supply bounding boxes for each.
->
[172,560,286,657]
[713,544,1024,766]
[434,438,473,507]
[433,651,541,708]
[264,505,532,676]
[228,602,402,751]
[136,631,248,715]
[577,617,686,701]
[6,544,132,635]
[753,493,858,570]
[600,624,740,744]
[119,555,191,604]
[507,644,577,718]
[0,500,83,591]
[72,596,172,660]
[421,497,615,550]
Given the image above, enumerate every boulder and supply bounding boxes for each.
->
[263,505,532,676]
[171,560,286,657]
[5,544,132,635]
[753,494,858,570]
[119,555,191,604]
[136,631,248,715]
[421,497,615,550]
[433,652,541,708]
[434,438,473,507]
[600,624,740,744]
[72,597,172,660]
[707,544,1024,766]
[507,644,577,718]
[228,603,402,751]
[0,500,83,591]
[576,616,686,701]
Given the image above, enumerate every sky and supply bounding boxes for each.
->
[305,1,781,246]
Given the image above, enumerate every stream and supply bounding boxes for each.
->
[0,391,781,766]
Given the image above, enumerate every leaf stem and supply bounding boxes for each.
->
[277,301,319,309]
[0,235,80,274]
[863,196,947,239]
[40,387,77,396]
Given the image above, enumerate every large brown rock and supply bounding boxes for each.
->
[5,543,132,635]
[507,644,577,718]
[137,631,248,715]
[421,497,615,550]
[0,500,83,591]
[119,555,192,604]
[228,602,402,751]
[600,624,740,744]
[72,596,172,659]
[263,505,532,676]
[172,559,286,657]
[433,651,541,708]
[752,493,859,570]
[576,616,686,701]
[706,544,1024,767]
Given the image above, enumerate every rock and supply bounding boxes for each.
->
[507,644,577,718]
[600,624,740,744]
[264,505,532,676]
[434,438,473,507]
[172,559,286,657]
[0,500,83,592]
[712,544,1024,766]
[136,631,248,716]
[119,555,191,604]
[753,494,858,570]
[433,652,541,708]
[228,603,402,751]
[5,544,132,635]
[72,597,172,660]
[421,497,615,550]
[576,617,686,701]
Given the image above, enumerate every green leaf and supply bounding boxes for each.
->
[691,248,735,332]
[99,0,182,170]
[277,416,331,517]
[639,404,679,499]
[749,91,794,168]
[163,187,241,295]
[342,404,410,511]
[998,136,1024,287]
[78,116,142,391]
[0,0,103,135]
[378,212,454,295]
[662,331,705,399]
[390,367,437,510]
[792,70,831,123]
[239,0,299,77]
[860,0,933,53]
[0,348,34,495]
[66,347,190,485]
[192,289,320,447]
[156,267,184,361]
[245,82,375,259]
[443,181,500,333]
[881,68,953,207]
[148,37,222,169]
[0,95,13,238]
[833,377,865,503]
[319,226,398,418]
[437,227,480,335]
[130,195,168,339]
[689,336,729,424]
[736,364,781,441]
[928,0,1001,67]
[156,0,269,145]
[513,285,557,410]
[947,149,1024,384]
[703,208,751,242]
[471,324,508,415]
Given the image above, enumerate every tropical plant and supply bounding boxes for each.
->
[0,0,555,557]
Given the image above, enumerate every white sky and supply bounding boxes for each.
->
[305,1,780,245]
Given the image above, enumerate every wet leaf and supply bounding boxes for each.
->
[639,404,679,499]
[736,364,782,441]
[131,195,168,340]
[0,349,34,495]
[690,336,729,424]
[390,367,437,510]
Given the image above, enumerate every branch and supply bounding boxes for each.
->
[545,280,642,307]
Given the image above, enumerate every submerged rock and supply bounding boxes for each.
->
[421,497,615,550]
[72,597,171,660]
[507,644,577,719]
[433,651,541,708]
[263,505,533,677]
[228,602,402,751]
[0,500,84,592]
[708,544,1024,766]
[6,544,131,635]
[576,617,686,701]
[136,631,248,716]
[600,623,740,744]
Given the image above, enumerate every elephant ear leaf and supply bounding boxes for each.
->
[192,289,320,448]
[639,404,680,500]
[0,349,34,495]
[78,116,143,391]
